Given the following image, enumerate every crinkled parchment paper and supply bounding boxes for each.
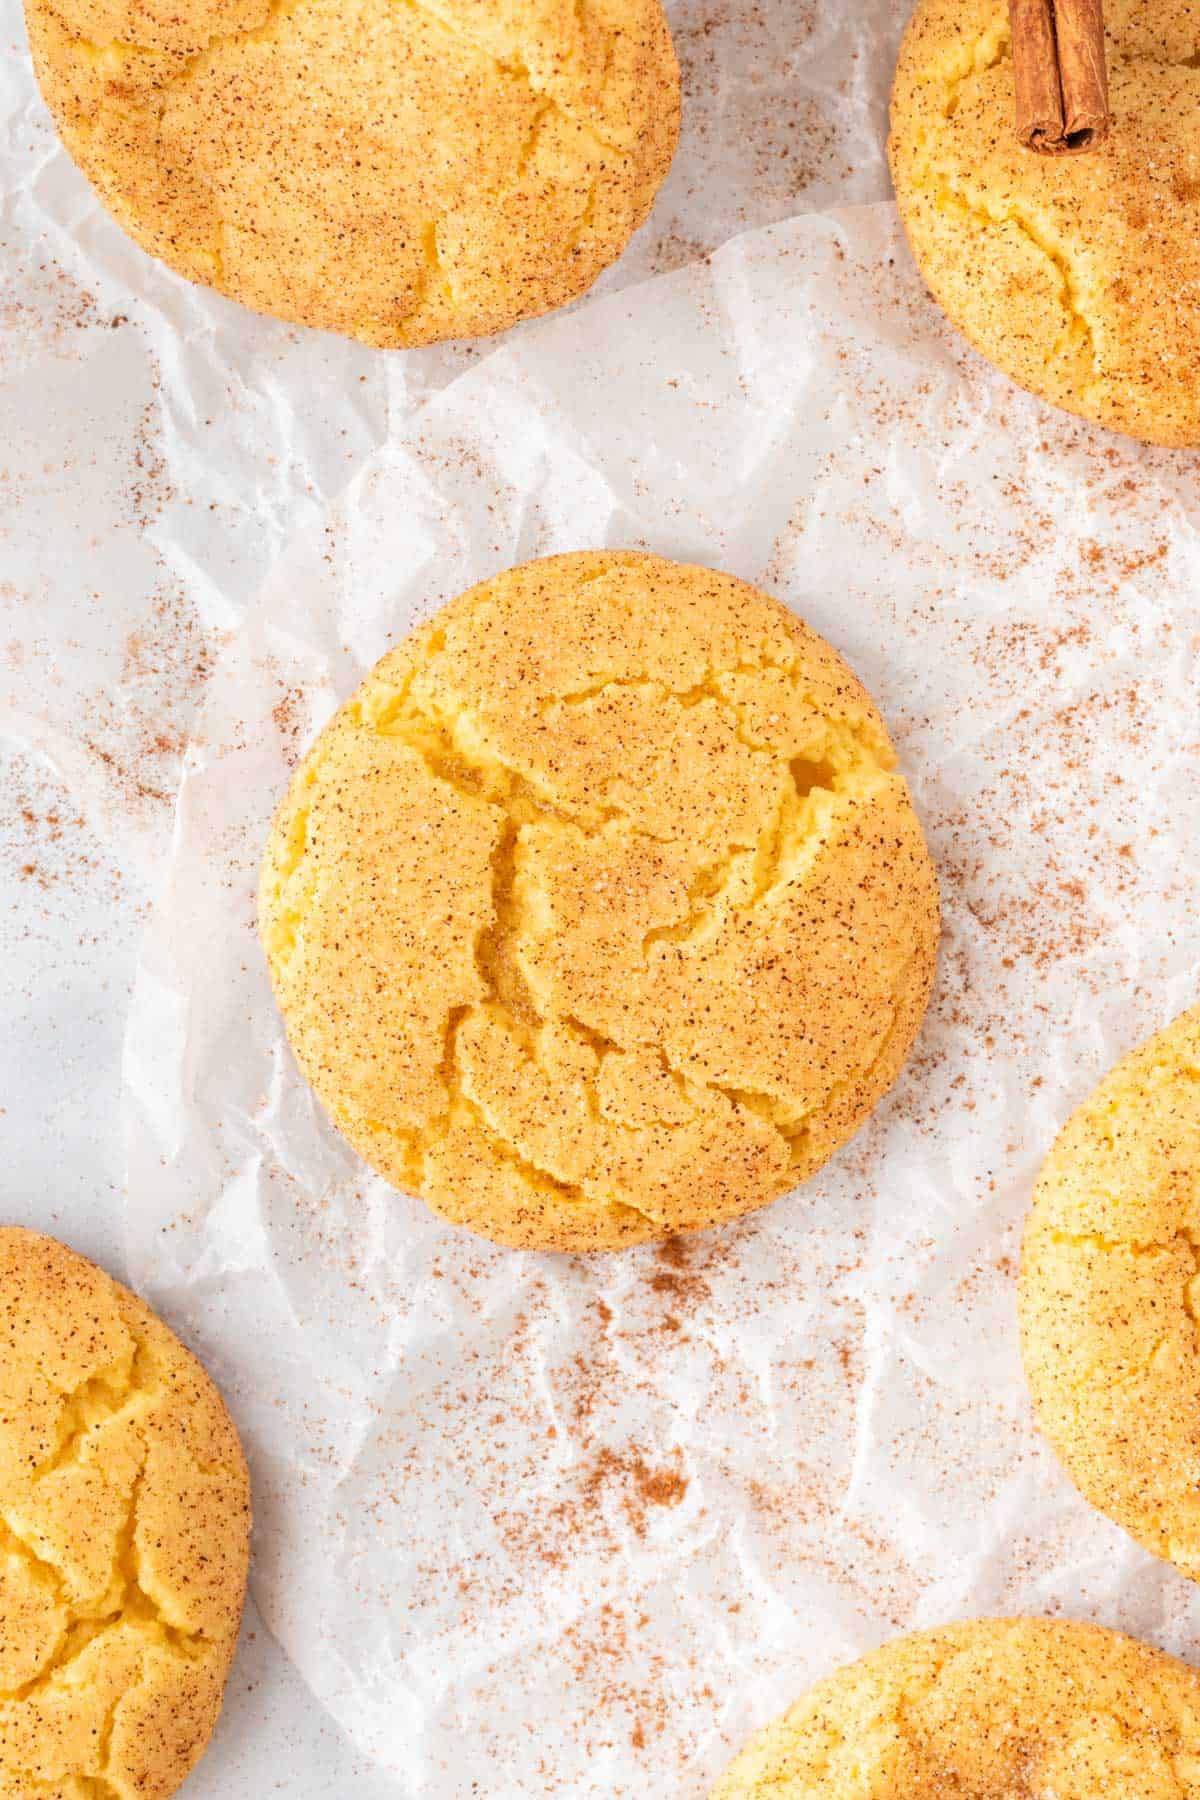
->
[123,204,1200,1796]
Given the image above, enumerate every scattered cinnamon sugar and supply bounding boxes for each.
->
[126,398,172,531]
[648,231,711,276]
[496,1440,688,1565]
[648,1235,714,1309]
[1,765,116,901]
[0,262,111,354]
[584,1447,689,1534]
[271,683,309,768]
[69,583,216,822]
[669,0,845,240]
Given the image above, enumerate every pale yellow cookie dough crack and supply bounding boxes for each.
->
[1041,1228,1200,1389]
[1,1570,209,1800]
[367,664,887,839]
[927,13,1011,123]
[550,675,797,762]
[709,941,926,1160]
[1,1449,210,1704]
[547,666,878,755]
[71,0,617,332]
[73,0,620,152]
[564,176,600,262]
[415,895,922,1205]
[457,1082,655,1226]
[0,1514,64,1602]
[361,1023,661,1227]
[1,1340,211,1716]
[414,809,663,1224]
[396,223,456,326]
[1046,1228,1200,1258]
[33,1335,155,1479]
[907,17,1104,378]
[90,1677,126,1800]
[932,181,1099,372]
[269,664,900,1217]
[96,1459,211,1658]
[361,669,890,1074]
[260,675,879,976]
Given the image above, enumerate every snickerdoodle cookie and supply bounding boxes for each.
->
[259,551,940,1252]
[711,1617,1200,1797]
[890,1,1200,445]
[1020,1005,1200,1580]
[0,1227,250,1798]
[25,0,678,345]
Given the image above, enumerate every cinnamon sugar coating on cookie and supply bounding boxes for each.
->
[259,551,939,1252]
[890,0,1200,445]
[1021,1004,1200,1581]
[25,0,679,344]
[711,1618,1200,1796]
[0,1228,250,1798]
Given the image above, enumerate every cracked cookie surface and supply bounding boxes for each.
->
[890,0,1200,446]
[259,551,940,1252]
[0,1228,251,1799]
[23,0,678,345]
[710,1618,1200,1797]
[1020,1005,1200,1581]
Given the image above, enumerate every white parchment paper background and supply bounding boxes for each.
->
[2,0,1199,1791]
[124,208,1200,1796]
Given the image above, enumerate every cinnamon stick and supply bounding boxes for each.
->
[1009,0,1110,155]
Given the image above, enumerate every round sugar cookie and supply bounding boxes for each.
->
[0,1227,251,1798]
[1020,1005,1200,1580]
[259,550,940,1253]
[711,1617,1200,1797]
[890,0,1200,446]
[24,0,679,346]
